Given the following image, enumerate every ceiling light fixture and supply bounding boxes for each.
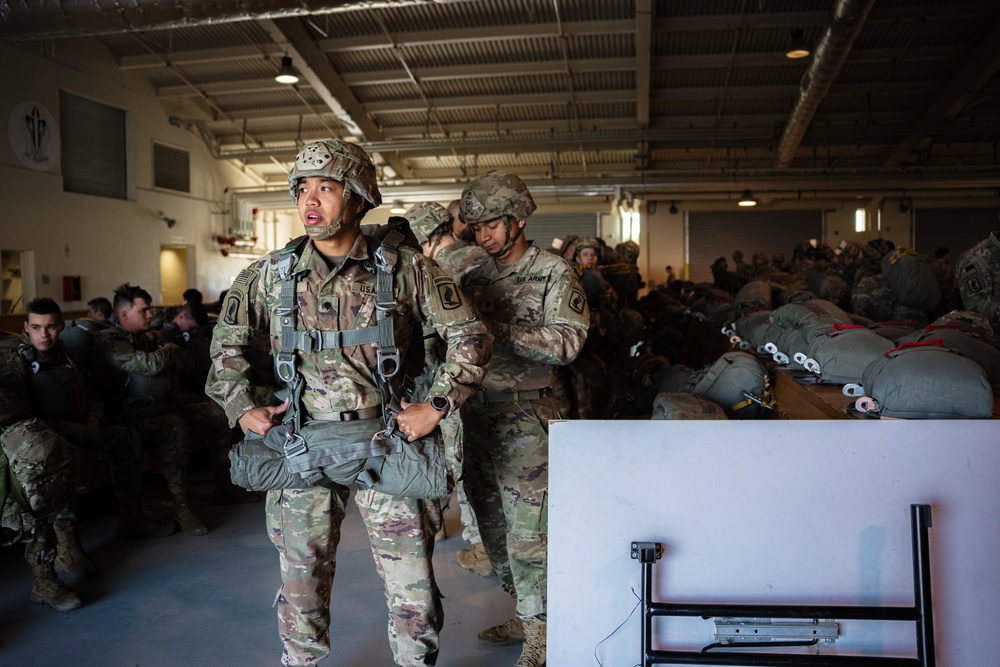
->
[668,201,679,215]
[274,55,300,85]
[738,190,758,207]
[785,28,811,59]
[389,202,407,215]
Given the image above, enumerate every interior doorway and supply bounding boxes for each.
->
[1,250,25,314]
[159,244,188,305]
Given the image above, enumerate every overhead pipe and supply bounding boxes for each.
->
[775,0,877,169]
[0,0,482,41]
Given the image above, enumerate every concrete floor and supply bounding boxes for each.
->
[0,469,522,667]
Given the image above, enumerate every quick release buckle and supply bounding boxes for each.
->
[377,349,400,379]
[275,352,296,383]
[283,430,307,458]
[300,330,321,353]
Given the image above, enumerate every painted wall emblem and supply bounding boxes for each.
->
[8,101,59,171]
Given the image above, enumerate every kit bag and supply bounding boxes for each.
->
[852,339,993,419]
[651,392,728,420]
[803,324,895,384]
[897,324,1000,386]
[733,280,773,319]
[230,418,449,499]
[682,351,772,419]
[881,248,942,312]
[868,321,915,343]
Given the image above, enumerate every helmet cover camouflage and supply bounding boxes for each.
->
[287,140,381,211]
[460,169,536,224]
[404,201,453,244]
[616,240,641,263]
[573,236,601,261]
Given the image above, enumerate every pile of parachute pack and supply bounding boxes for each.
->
[619,241,996,420]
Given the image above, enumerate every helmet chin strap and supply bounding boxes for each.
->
[488,217,521,259]
[304,185,353,241]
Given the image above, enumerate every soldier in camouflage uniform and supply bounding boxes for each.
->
[459,169,589,667]
[1,331,83,612]
[15,299,175,579]
[956,231,1000,338]
[404,201,492,574]
[206,140,492,667]
[91,284,214,535]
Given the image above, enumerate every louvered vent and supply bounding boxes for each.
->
[153,142,190,192]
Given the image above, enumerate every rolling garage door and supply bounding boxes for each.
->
[523,212,600,253]
[688,210,823,283]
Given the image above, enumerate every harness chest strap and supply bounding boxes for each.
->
[272,231,407,483]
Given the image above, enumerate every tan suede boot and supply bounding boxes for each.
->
[477,617,524,647]
[514,618,546,667]
[31,563,84,612]
[174,497,208,536]
[54,523,99,578]
[116,497,176,539]
[456,541,496,577]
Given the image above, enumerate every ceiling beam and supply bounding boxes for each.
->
[882,19,1000,167]
[263,17,412,179]
[635,0,652,130]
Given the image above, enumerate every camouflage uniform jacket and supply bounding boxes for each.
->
[461,242,589,392]
[432,239,489,279]
[91,324,194,407]
[206,233,492,426]
[956,231,1000,327]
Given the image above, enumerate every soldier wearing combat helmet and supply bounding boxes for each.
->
[459,169,589,667]
[207,139,491,667]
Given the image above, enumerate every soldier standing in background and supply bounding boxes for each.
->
[206,140,491,667]
[459,170,589,667]
[404,201,493,575]
[956,231,1000,337]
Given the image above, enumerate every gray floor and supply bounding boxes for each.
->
[0,469,522,667]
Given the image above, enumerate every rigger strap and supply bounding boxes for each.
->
[272,231,407,484]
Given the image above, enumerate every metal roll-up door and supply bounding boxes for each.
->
[525,213,599,254]
[914,207,1000,259]
[687,210,822,283]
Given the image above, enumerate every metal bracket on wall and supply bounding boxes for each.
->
[633,503,935,666]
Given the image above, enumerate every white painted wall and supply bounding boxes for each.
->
[549,420,1000,666]
[0,38,260,310]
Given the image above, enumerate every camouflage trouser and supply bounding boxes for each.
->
[432,410,481,544]
[54,420,143,502]
[461,395,555,620]
[171,400,235,487]
[265,485,443,667]
[130,413,192,497]
[1,418,78,566]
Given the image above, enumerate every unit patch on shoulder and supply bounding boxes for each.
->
[437,281,464,310]
[568,288,586,314]
[960,264,983,294]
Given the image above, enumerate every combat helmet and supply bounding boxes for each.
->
[287,139,381,211]
[573,236,601,263]
[460,169,536,224]
[404,201,454,245]
[616,240,641,263]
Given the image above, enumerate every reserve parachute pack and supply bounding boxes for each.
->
[230,220,449,499]
[845,339,994,419]
[681,351,773,419]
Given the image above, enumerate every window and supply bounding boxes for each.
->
[59,91,127,199]
[153,141,190,193]
[855,208,867,233]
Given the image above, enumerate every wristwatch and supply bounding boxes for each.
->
[430,396,449,413]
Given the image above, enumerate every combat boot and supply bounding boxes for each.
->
[456,541,495,577]
[30,563,84,612]
[174,498,208,536]
[477,617,524,647]
[54,523,99,578]
[513,618,546,667]
[116,498,176,539]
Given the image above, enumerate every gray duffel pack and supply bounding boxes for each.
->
[229,417,449,499]
[681,351,773,419]
[846,339,994,419]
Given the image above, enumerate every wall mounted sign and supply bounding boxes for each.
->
[8,100,59,171]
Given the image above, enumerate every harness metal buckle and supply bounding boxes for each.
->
[301,330,320,353]
[283,431,307,458]
[377,349,401,379]
[275,352,296,383]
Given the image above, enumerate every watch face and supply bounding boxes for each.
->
[431,396,448,411]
